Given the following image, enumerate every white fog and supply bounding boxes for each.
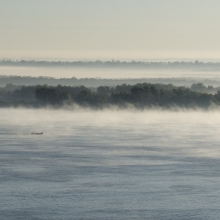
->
[2,0,220,219]
[1,108,220,219]
[1,66,220,79]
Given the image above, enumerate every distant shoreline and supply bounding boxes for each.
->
[1,60,220,71]
[1,82,220,110]
[1,75,220,87]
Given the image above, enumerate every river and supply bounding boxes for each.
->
[1,108,220,219]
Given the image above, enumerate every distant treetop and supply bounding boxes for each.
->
[1,59,220,70]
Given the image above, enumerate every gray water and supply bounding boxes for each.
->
[1,66,220,78]
[1,108,220,220]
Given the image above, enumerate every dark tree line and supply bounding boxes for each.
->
[2,76,220,88]
[2,59,220,71]
[2,82,220,108]
[32,83,220,108]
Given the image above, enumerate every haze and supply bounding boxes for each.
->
[1,0,220,60]
[2,1,220,219]
[2,67,220,79]
[2,108,220,219]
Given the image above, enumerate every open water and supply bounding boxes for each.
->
[1,66,220,78]
[1,108,220,220]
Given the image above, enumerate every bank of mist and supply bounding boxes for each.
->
[2,108,220,161]
[2,61,220,85]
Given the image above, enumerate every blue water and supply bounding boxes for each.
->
[1,109,220,219]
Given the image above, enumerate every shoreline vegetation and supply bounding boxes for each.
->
[1,76,220,88]
[1,82,220,109]
[1,59,220,71]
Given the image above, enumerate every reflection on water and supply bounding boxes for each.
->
[1,108,220,219]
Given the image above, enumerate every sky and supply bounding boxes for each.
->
[0,0,220,60]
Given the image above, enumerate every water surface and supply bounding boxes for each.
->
[1,109,220,219]
[1,66,220,78]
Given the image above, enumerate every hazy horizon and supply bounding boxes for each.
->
[2,1,220,219]
[1,1,220,61]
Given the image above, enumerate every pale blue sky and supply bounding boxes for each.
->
[0,0,220,60]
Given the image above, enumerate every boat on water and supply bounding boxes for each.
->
[31,132,43,135]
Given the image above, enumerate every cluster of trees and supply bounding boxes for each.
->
[32,83,220,108]
[2,82,220,108]
[2,59,220,70]
[2,76,220,88]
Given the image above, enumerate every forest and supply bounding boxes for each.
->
[1,76,220,88]
[2,59,220,70]
[1,82,220,109]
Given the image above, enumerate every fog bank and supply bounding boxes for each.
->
[2,107,220,159]
[1,66,220,79]
[2,108,220,219]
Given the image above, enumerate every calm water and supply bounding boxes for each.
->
[1,66,220,78]
[1,108,220,220]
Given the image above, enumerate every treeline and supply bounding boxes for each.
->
[34,84,220,108]
[2,59,220,70]
[2,83,220,109]
[1,82,219,94]
[1,76,220,88]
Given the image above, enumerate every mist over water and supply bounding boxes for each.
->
[1,66,220,79]
[1,108,220,219]
[3,0,220,218]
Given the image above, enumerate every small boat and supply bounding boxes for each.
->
[31,132,43,135]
